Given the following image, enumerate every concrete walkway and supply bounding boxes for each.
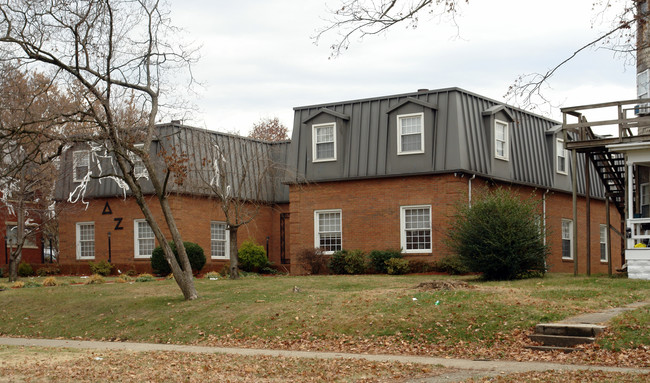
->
[0,336,648,383]
[559,300,649,324]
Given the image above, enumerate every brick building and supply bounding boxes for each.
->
[55,88,623,275]
[286,88,623,275]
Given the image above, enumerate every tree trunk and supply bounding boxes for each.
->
[229,227,239,279]
[8,196,25,282]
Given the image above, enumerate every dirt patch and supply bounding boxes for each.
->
[416,280,473,291]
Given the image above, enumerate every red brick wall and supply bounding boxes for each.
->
[289,174,623,275]
[58,195,286,274]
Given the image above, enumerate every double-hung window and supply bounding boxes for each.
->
[73,150,90,182]
[76,222,95,260]
[397,113,424,154]
[313,123,336,162]
[314,209,342,253]
[134,219,155,259]
[400,205,432,253]
[494,120,509,160]
[600,224,608,262]
[556,138,568,175]
[130,144,148,179]
[561,219,573,260]
[211,222,230,259]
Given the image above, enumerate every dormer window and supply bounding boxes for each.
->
[313,123,336,162]
[556,138,568,175]
[73,150,90,182]
[130,143,148,179]
[397,113,424,155]
[494,120,509,161]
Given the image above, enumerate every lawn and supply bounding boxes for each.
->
[0,273,648,365]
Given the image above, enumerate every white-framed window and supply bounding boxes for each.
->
[211,221,230,259]
[397,113,424,155]
[494,119,509,161]
[600,224,608,262]
[76,222,95,260]
[314,209,342,254]
[641,183,650,216]
[561,219,573,260]
[556,138,568,175]
[73,150,90,182]
[134,219,155,259]
[130,143,148,179]
[400,205,432,253]
[312,123,336,162]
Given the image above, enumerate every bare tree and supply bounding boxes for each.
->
[315,0,642,111]
[191,130,286,279]
[249,117,289,142]
[0,0,200,299]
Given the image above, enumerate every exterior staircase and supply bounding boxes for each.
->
[526,323,606,352]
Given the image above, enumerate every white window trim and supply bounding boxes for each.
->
[400,205,432,254]
[600,224,608,263]
[556,138,568,175]
[72,150,90,182]
[130,143,149,179]
[210,221,230,259]
[397,112,425,155]
[561,218,573,260]
[76,221,95,260]
[312,123,337,163]
[134,219,155,259]
[314,209,342,254]
[494,119,509,161]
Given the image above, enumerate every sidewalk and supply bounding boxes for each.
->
[0,336,647,378]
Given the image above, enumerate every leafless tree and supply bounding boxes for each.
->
[0,0,200,299]
[190,130,287,279]
[315,0,642,111]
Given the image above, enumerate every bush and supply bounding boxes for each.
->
[37,266,60,277]
[408,260,436,273]
[369,249,402,273]
[386,258,410,275]
[42,277,58,287]
[89,260,113,276]
[328,250,347,274]
[238,241,269,272]
[298,248,329,274]
[446,188,548,280]
[17,262,34,277]
[84,274,105,284]
[435,254,470,275]
[328,250,367,274]
[135,273,155,282]
[116,274,133,283]
[205,271,220,279]
[12,281,24,289]
[151,242,206,275]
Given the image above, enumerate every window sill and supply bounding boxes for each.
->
[561,258,574,262]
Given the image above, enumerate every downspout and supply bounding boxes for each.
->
[468,174,477,207]
[543,189,549,246]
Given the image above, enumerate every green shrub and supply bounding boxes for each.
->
[328,250,348,274]
[369,249,402,273]
[238,241,269,272]
[408,260,436,273]
[386,258,410,275]
[151,242,206,275]
[446,188,548,281]
[328,250,367,274]
[298,248,329,274]
[37,266,60,277]
[435,254,470,275]
[17,262,34,277]
[88,260,113,276]
[135,273,155,282]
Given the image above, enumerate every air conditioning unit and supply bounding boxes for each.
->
[635,103,650,116]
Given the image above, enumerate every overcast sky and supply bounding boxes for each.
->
[167,0,635,136]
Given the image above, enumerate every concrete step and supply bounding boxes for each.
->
[528,334,596,347]
[524,345,585,353]
[534,323,605,337]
